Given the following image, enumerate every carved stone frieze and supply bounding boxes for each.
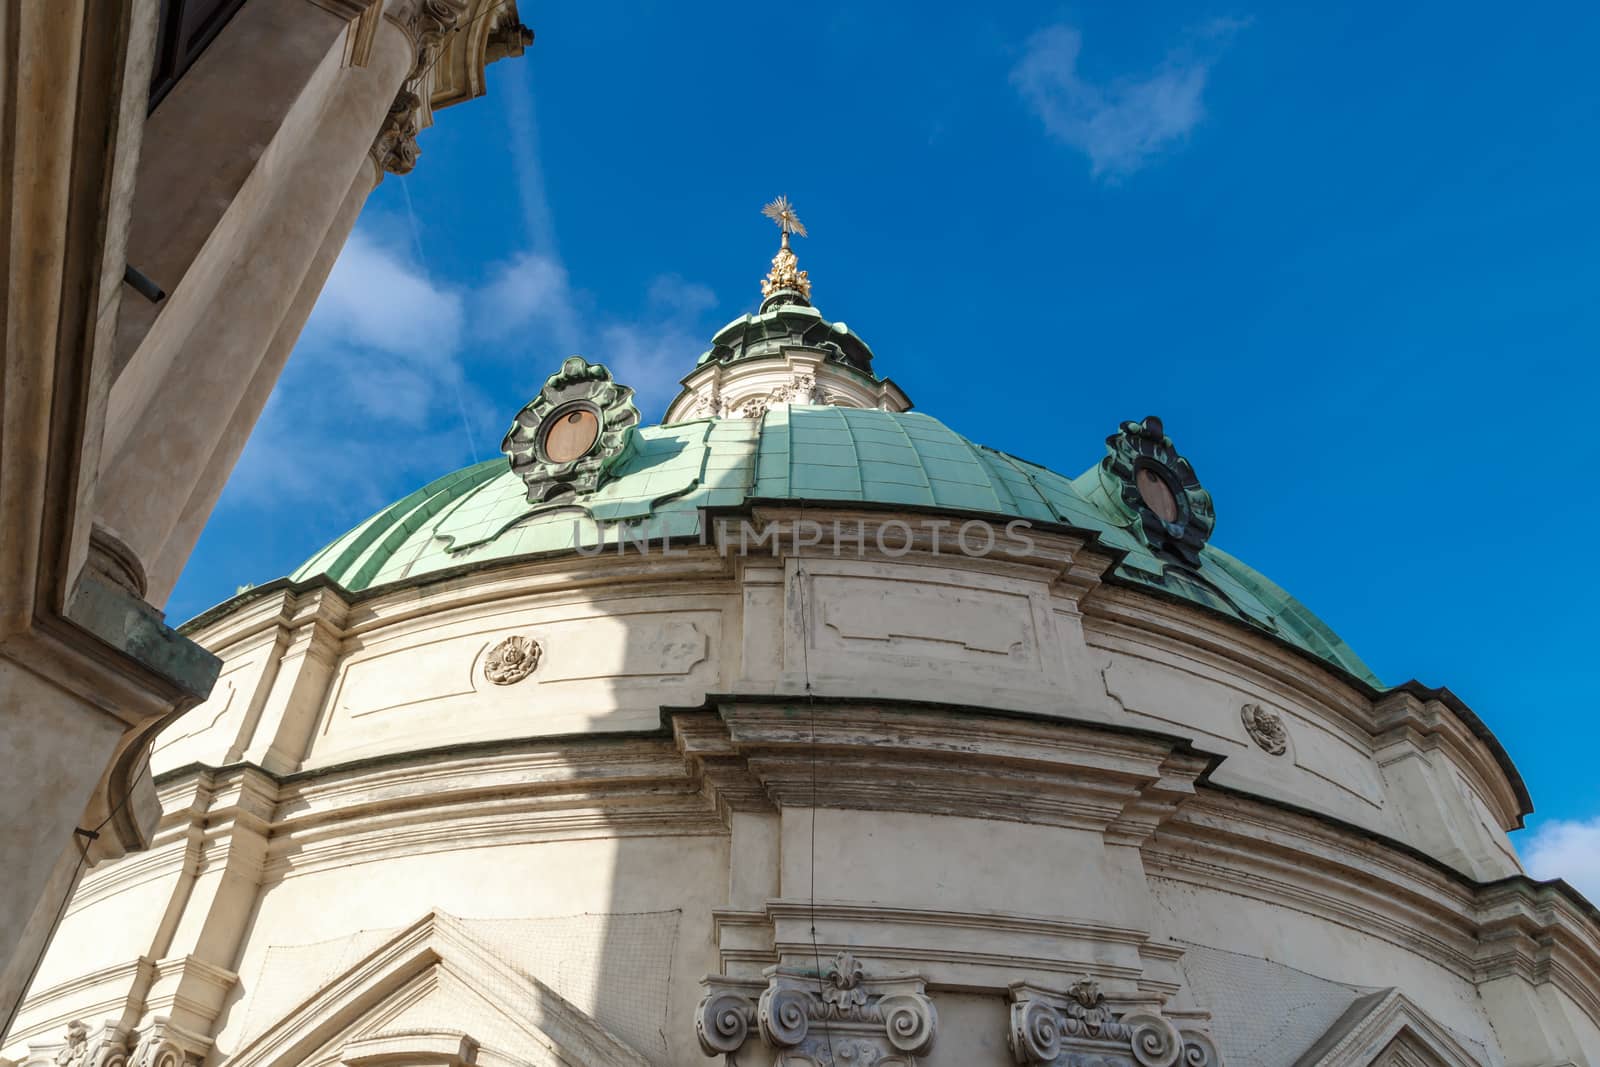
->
[1240,703,1288,756]
[53,1022,87,1067]
[690,378,725,418]
[735,372,831,419]
[483,635,540,685]
[697,952,937,1065]
[1008,981,1220,1067]
[396,0,469,69]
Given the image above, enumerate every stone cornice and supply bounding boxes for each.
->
[1086,583,1531,837]
[1373,687,1529,831]
[42,700,1600,1047]
[1146,789,1600,1021]
[1473,877,1600,1020]
[368,1,527,176]
[3,958,153,1052]
[1149,792,1483,973]
[675,700,1217,835]
[756,899,1179,995]
[142,725,1600,981]
[260,740,722,882]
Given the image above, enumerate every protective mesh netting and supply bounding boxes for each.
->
[1175,940,1493,1067]
[238,910,680,1061]
[1177,940,1371,1065]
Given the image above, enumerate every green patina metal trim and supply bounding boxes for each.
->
[291,460,502,586]
[67,574,221,699]
[275,407,1378,687]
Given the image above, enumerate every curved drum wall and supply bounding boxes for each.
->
[5,510,1596,1067]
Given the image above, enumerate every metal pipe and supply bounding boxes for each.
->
[122,264,166,303]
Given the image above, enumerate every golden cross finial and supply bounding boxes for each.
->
[762,196,808,245]
[760,196,812,301]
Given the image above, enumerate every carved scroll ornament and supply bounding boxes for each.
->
[48,1021,134,1067]
[1009,980,1221,1067]
[697,952,938,1065]
[369,0,469,174]
[1098,416,1215,568]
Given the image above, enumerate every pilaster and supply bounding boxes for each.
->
[238,591,350,776]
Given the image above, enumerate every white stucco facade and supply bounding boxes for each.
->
[5,502,1597,1067]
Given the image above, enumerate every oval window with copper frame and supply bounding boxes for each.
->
[1135,466,1181,524]
[541,407,600,463]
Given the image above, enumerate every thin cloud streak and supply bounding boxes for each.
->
[1012,18,1247,179]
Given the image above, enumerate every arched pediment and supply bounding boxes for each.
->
[221,911,647,1067]
[340,1031,477,1067]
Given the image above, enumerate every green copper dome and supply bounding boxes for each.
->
[287,405,1379,687]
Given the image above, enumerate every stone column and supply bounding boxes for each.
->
[144,154,384,603]
[96,8,424,605]
[108,0,371,380]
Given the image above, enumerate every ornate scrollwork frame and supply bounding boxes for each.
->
[1098,416,1215,568]
[500,357,640,504]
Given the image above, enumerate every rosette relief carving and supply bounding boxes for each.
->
[1240,703,1289,756]
[483,635,540,685]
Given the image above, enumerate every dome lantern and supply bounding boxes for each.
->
[663,197,912,422]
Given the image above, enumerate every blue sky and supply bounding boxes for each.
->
[171,3,1600,890]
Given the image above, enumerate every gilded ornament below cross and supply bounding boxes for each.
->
[760,195,812,301]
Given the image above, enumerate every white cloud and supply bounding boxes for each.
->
[1012,19,1245,179]
[1521,817,1600,902]
[224,220,721,518]
[224,229,490,511]
[471,255,718,420]
[475,250,579,350]
[647,274,718,318]
[218,74,721,526]
[482,60,715,418]
[307,230,465,357]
